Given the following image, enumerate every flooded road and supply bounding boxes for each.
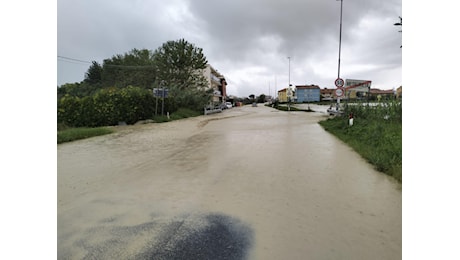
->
[57,105,401,259]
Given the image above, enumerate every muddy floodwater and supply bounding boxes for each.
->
[57,105,401,259]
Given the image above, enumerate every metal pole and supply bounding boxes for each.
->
[288,57,291,87]
[161,86,164,116]
[337,0,343,79]
[155,94,158,116]
[337,0,344,109]
[288,56,291,111]
[160,81,165,116]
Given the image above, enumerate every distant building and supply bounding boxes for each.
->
[320,88,335,101]
[202,64,227,103]
[295,85,320,102]
[344,80,371,99]
[369,88,395,100]
[278,88,288,102]
[396,86,402,99]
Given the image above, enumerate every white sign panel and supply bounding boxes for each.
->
[345,79,371,91]
[335,87,344,97]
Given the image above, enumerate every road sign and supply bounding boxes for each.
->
[153,88,169,98]
[335,87,344,97]
[335,78,344,88]
[345,79,371,91]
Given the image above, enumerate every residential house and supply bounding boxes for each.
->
[344,80,371,99]
[202,64,228,104]
[369,88,395,100]
[396,86,402,99]
[278,88,288,102]
[295,85,320,102]
[320,88,335,101]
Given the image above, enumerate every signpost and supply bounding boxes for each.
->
[335,78,344,88]
[153,88,169,98]
[334,77,345,108]
[153,87,169,116]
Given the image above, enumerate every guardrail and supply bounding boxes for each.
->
[204,106,222,115]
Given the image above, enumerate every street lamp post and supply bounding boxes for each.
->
[288,56,291,111]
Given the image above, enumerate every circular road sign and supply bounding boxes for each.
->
[335,78,344,88]
[335,87,345,97]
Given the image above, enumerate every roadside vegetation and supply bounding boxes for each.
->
[57,39,213,144]
[57,108,201,144]
[57,127,114,144]
[318,100,402,182]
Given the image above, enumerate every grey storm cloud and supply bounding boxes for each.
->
[58,0,401,97]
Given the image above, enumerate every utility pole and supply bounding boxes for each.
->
[337,0,343,79]
[288,56,291,111]
[275,75,277,100]
[336,0,344,109]
[269,81,271,99]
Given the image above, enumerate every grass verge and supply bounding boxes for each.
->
[319,116,402,182]
[57,127,114,144]
[153,108,201,122]
[58,108,202,144]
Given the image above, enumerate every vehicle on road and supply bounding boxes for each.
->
[225,102,233,109]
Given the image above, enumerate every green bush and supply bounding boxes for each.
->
[57,86,156,127]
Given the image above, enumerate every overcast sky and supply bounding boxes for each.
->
[57,0,401,97]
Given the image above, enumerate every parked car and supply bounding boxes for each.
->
[218,103,227,110]
[225,102,233,109]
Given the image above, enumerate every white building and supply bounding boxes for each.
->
[201,64,228,104]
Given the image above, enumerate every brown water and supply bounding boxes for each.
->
[57,105,401,259]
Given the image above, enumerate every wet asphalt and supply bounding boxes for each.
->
[58,105,401,259]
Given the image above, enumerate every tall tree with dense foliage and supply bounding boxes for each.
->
[84,61,103,85]
[101,48,156,89]
[153,39,211,110]
[153,39,208,88]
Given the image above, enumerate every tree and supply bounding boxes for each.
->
[101,48,156,89]
[84,61,103,84]
[257,94,266,103]
[153,39,207,89]
[153,39,210,110]
[57,82,94,98]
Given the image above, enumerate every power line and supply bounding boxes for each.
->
[58,55,156,69]
[57,55,92,64]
